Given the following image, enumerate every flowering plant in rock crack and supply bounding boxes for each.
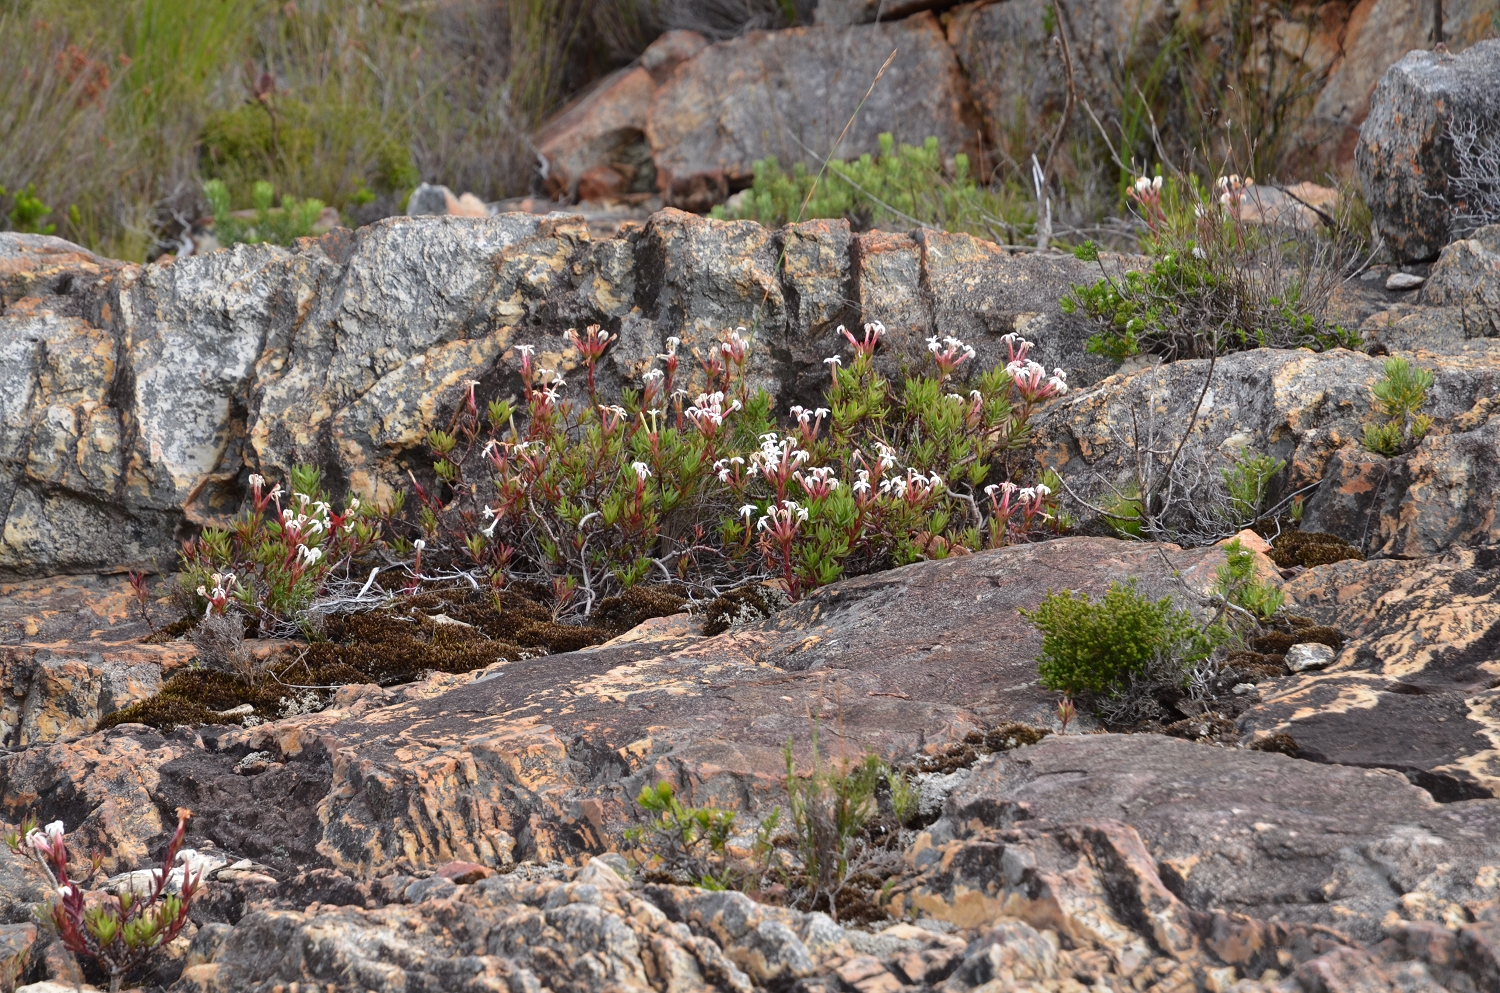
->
[403,321,1068,614]
[177,465,383,631]
[4,809,198,993]
[1062,172,1363,362]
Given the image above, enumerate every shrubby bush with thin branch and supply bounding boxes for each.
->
[1062,173,1362,361]
[1446,112,1500,239]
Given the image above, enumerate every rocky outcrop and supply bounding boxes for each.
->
[645,15,980,211]
[0,218,1122,577]
[1357,39,1500,262]
[1031,343,1500,558]
[0,538,1243,872]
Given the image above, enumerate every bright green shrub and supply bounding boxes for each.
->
[1022,580,1213,697]
[1362,357,1434,457]
[204,179,329,247]
[1214,537,1284,621]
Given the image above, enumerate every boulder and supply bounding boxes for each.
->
[924,733,1500,944]
[1356,39,1500,262]
[535,31,708,202]
[1301,0,1497,168]
[645,14,980,211]
[1425,223,1500,321]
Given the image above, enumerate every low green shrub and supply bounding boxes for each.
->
[0,183,57,234]
[1061,175,1362,361]
[1362,357,1434,457]
[1022,579,1214,698]
[1215,537,1284,621]
[203,178,330,247]
[712,133,1033,242]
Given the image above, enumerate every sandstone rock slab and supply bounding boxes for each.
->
[927,733,1500,944]
[1240,547,1500,801]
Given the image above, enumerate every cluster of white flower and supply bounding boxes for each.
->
[750,432,812,484]
[715,456,746,484]
[686,391,741,433]
[880,468,944,501]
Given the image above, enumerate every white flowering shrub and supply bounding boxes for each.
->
[405,323,1068,612]
[178,465,383,631]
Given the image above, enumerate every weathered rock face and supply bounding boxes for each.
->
[0,217,1123,577]
[1031,344,1500,558]
[1357,39,1500,262]
[946,0,1173,166]
[925,733,1500,944]
[645,15,981,210]
[1242,546,1500,801]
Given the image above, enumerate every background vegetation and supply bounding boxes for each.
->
[3,0,1492,259]
[0,0,699,258]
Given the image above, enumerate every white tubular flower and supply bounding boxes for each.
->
[642,368,665,385]
[282,507,296,522]
[248,473,265,489]
[852,470,871,495]
[740,504,757,519]
[1035,482,1053,498]
[297,545,323,567]
[823,355,842,368]
[926,335,941,353]
[197,586,208,598]
[413,539,426,552]
[516,344,535,357]
[1134,175,1152,194]
[1019,487,1037,502]
[348,496,360,510]
[632,461,652,481]
[946,393,964,402]
[867,321,886,338]
[44,821,64,841]
[984,483,1000,497]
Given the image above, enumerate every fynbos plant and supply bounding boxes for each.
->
[1062,173,1362,361]
[1362,357,1434,457]
[405,322,1067,613]
[5,809,198,993]
[177,466,382,632]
